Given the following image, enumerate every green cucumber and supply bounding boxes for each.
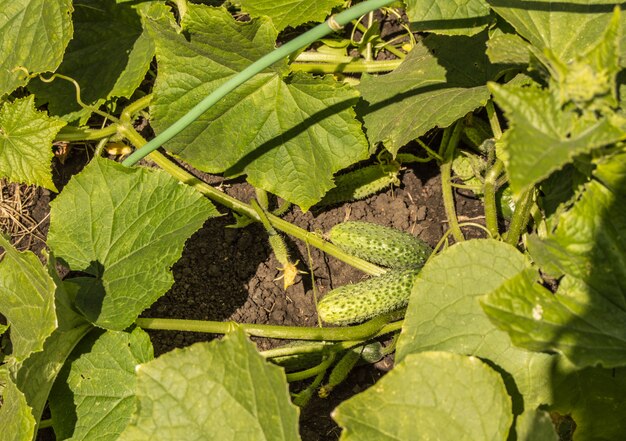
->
[318,162,401,206]
[317,268,419,325]
[329,221,431,269]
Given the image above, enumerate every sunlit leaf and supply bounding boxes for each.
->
[334,351,512,440]
[47,157,218,330]
[0,96,65,191]
[118,329,300,440]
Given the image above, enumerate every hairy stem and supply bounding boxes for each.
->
[505,188,534,246]
[483,159,504,237]
[440,122,465,243]
[290,59,401,73]
[286,354,336,382]
[135,313,401,341]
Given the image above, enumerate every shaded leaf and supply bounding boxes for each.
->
[397,239,555,408]
[118,329,300,440]
[487,0,625,63]
[549,358,626,441]
[29,0,163,118]
[358,32,497,154]
[489,82,626,196]
[405,0,491,36]
[333,351,512,440]
[0,96,66,191]
[484,152,626,368]
[0,0,73,96]
[67,328,153,441]
[0,234,56,362]
[148,5,369,210]
[238,0,343,32]
[47,157,218,330]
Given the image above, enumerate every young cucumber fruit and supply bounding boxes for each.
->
[317,268,419,325]
[329,221,431,269]
[318,162,400,206]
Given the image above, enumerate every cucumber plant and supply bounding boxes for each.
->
[1,1,626,440]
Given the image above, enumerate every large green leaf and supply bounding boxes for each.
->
[47,157,218,330]
[482,153,626,368]
[358,32,496,154]
[490,82,626,196]
[0,367,35,441]
[487,0,625,63]
[148,5,369,210]
[66,328,153,441]
[0,234,56,362]
[549,358,626,441]
[238,0,343,32]
[0,0,73,97]
[333,351,512,440]
[29,0,163,118]
[118,329,300,440]
[0,96,66,191]
[405,0,491,36]
[396,239,555,408]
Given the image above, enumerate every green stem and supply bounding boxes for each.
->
[128,142,385,276]
[290,59,401,73]
[56,125,118,142]
[483,159,504,238]
[122,0,396,166]
[505,188,534,246]
[38,419,53,430]
[120,94,152,123]
[440,122,465,243]
[286,354,336,382]
[486,100,503,139]
[135,313,400,341]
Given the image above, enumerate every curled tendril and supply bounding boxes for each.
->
[38,72,119,123]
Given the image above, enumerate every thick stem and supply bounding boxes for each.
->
[286,354,336,382]
[483,159,504,238]
[505,188,534,246]
[135,313,400,341]
[56,125,118,142]
[486,100,503,139]
[440,122,465,243]
[122,0,396,166]
[290,59,401,74]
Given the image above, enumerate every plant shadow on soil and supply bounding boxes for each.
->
[31,148,486,440]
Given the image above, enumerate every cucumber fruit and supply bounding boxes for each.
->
[318,162,400,206]
[317,268,419,325]
[329,221,431,269]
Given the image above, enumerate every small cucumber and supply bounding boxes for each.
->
[318,162,401,206]
[329,221,431,269]
[317,268,419,325]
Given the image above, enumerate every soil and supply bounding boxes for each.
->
[18,142,485,440]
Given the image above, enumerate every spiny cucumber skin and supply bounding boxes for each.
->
[319,163,400,206]
[330,221,431,269]
[317,269,419,325]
